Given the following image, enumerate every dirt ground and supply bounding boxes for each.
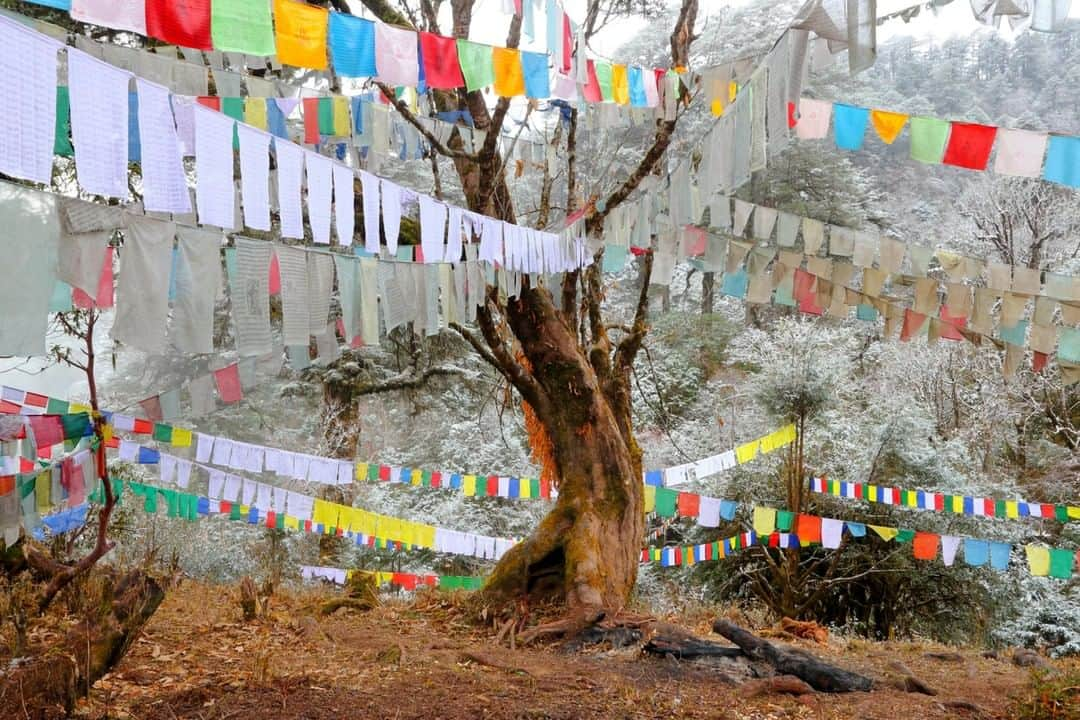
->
[54,581,1063,720]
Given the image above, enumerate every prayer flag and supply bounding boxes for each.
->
[374,22,419,88]
[583,60,603,103]
[627,66,647,107]
[492,47,525,97]
[870,109,907,144]
[611,64,630,105]
[833,103,869,150]
[1043,135,1080,188]
[795,98,831,140]
[211,0,276,56]
[994,128,1048,178]
[457,40,494,91]
[146,0,212,50]
[942,122,997,170]
[752,506,776,535]
[521,51,550,99]
[419,32,465,89]
[54,87,73,157]
[676,491,699,518]
[214,364,243,403]
[274,0,328,69]
[1049,548,1075,579]
[329,12,377,77]
[909,116,950,164]
[913,532,939,560]
[795,514,821,544]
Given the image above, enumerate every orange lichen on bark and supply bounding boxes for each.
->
[515,351,559,490]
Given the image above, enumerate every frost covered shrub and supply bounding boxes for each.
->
[996,580,1080,658]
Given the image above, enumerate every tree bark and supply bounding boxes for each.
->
[0,569,164,715]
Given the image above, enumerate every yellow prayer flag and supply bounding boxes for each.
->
[1069,506,1080,519]
[752,506,777,536]
[376,571,393,585]
[644,484,656,514]
[870,109,908,145]
[951,496,964,514]
[867,485,878,502]
[869,524,899,541]
[1006,501,1019,519]
[728,81,738,103]
[411,469,422,486]
[519,478,532,499]
[685,549,694,566]
[273,0,328,70]
[245,97,268,129]
[416,523,435,549]
[70,403,91,413]
[612,64,629,105]
[312,498,336,528]
[171,428,192,447]
[332,97,350,136]
[463,474,477,496]
[492,47,525,97]
[1025,545,1050,576]
[284,515,299,530]
[355,462,368,481]
[735,441,759,464]
[102,424,113,442]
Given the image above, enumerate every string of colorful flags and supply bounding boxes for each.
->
[300,565,484,592]
[793,96,1080,189]
[644,506,1078,580]
[18,0,677,106]
[808,476,1080,525]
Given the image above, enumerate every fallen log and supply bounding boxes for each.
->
[643,633,744,660]
[712,619,873,693]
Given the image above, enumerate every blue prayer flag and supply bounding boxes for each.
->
[267,100,289,140]
[128,92,140,162]
[521,51,551,99]
[328,12,377,77]
[833,104,870,151]
[964,538,989,567]
[720,500,737,521]
[846,522,866,538]
[137,447,160,464]
[1000,320,1028,347]
[721,268,748,298]
[1043,135,1080,188]
[989,542,1011,571]
[628,66,647,107]
[645,470,663,487]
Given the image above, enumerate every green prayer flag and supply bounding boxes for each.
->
[654,487,678,518]
[60,413,91,440]
[457,40,495,91]
[1055,505,1068,522]
[221,98,244,149]
[18,474,35,500]
[224,247,238,285]
[776,510,794,532]
[462,577,483,591]
[229,502,242,521]
[421,469,432,487]
[529,477,540,498]
[211,0,277,56]
[1048,548,1075,579]
[712,541,722,558]
[602,244,627,272]
[856,303,878,321]
[995,499,1007,518]
[909,116,950,164]
[152,423,173,443]
[143,487,158,514]
[46,398,69,414]
[367,463,381,481]
[275,511,285,529]
[55,86,73,157]
[594,61,614,102]
[440,575,462,590]
[895,528,915,544]
[1058,327,1080,364]
[35,471,50,513]
[318,97,335,135]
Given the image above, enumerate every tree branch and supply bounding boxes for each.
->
[376,83,477,160]
[613,250,654,374]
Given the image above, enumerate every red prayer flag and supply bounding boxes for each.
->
[1033,351,1049,373]
[28,415,63,448]
[146,0,213,51]
[73,247,113,309]
[583,60,602,103]
[942,122,997,171]
[269,252,281,295]
[561,13,572,73]
[419,32,465,89]
[24,392,48,408]
[132,418,154,434]
[430,471,441,488]
[139,395,163,422]
[214,364,244,404]
[939,306,966,341]
[485,475,498,496]
[796,514,822,544]
[378,464,390,481]
[676,491,700,518]
[1041,503,1056,518]
[0,400,21,415]
[37,444,52,459]
[196,96,221,111]
[900,309,926,341]
[266,510,276,528]
[302,98,321,144]
[913,531,939,560]
[984,498,996,516]
[681,226,706,256]
[934,494,945,511]
[0,476,14,495]
[787,101,797,128]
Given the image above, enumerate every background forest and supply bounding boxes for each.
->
[3,0,1079,659]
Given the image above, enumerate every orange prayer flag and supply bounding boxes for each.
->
[913,531,940,560]
[273,0,328,70]
[492,46,525,97]
[870,109,908,145]
[795,514,822,544]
